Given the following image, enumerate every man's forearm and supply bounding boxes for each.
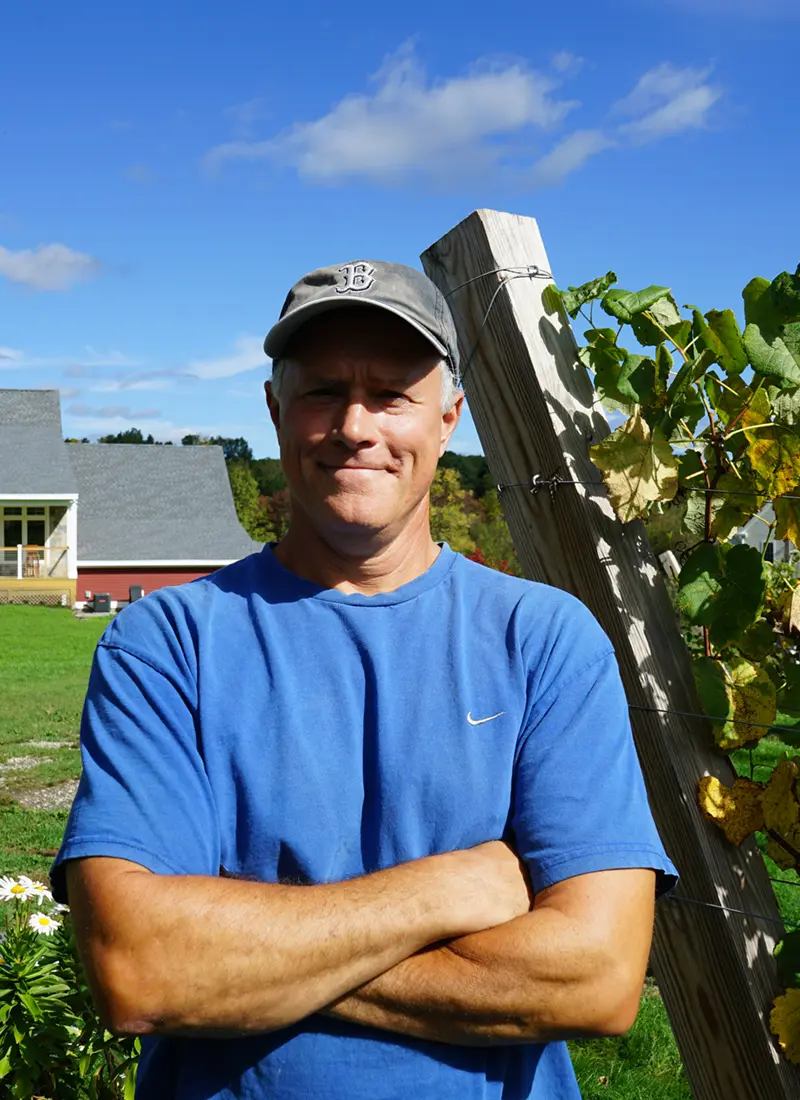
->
[324,904,643,1045]
[67,842,529,1038]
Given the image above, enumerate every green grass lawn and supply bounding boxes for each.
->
[11,605,800,1097]
[0,606,107,877]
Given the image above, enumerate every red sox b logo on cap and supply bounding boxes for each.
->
[336,262,375,294]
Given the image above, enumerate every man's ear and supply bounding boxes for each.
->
[439,392,464,457]
[265,381,281,436]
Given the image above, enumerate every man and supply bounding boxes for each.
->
[51,260,678,1100]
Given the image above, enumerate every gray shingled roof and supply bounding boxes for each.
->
[68,443,262,562]
[0,390,79,495]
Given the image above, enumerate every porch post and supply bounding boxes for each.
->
[66,497,78,580]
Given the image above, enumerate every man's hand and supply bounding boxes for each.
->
[448,841,532,931]
[65,840,530,1038]
[324,867,656,1046]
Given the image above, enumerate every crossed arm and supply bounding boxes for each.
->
[65,848,654,1046]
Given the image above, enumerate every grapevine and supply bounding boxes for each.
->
[551,264,800,1064]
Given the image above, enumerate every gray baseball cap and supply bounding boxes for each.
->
[263,260,460,377]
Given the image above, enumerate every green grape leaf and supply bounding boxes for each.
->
[743,388,800,495]
[775,930,800,989]
[772,387,800,426]
[737,619,776,662]
[601,285,671,324]
[705,309,748,376]
[744,323,800,389]
[582,331,634,413]
[654,343,672,403]
[776,660,800,738]
[709,544,767,648]
[743,276,783,338]
[693,655,776,750]
[630,295,691,349]
[555,271,618,319]
[590,409,678,522]
[775,494,800,548]
[678,449,704,486]
[770,267,800,325]
[783,323,800,368]
[684,473,764,541]
[677,543,766,645]
[617,353,659,405]
[677,543,722,623]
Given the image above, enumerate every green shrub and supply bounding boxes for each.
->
[0,874,138,1098]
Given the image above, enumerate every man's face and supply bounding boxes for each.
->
[265,308,462,540]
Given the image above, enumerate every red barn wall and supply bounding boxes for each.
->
[78,567,219,602]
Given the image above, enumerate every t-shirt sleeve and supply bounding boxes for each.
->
[50,638,220,904]
[511,619,678,899]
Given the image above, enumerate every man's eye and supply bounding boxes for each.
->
[307,388,337,398]
[380,391,407,402]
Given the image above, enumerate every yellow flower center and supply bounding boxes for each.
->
[37,917,50,926]
[10,884,25,895]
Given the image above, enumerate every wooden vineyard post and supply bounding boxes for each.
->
[422,210,800,1099]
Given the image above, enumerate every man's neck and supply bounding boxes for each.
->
[272,507,441,595]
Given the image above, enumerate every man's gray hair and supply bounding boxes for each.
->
[270,358,461,413]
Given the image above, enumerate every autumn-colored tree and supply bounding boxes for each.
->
[429,468,476,554]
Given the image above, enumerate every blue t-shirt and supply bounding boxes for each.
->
[52,543,678,1100]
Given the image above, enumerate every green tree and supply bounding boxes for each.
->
[227,463,270,541]
[438,451,493,496]
[98,427,155,444]
[251,457,287,496]
[429,468,476,554]
[182,434,254,462]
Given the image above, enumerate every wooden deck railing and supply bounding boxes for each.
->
[0,545,69,579]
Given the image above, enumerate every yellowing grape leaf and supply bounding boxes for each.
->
[771,989,800,1065]
[590,409,678,522]
[697,774,765,845]
[762,759,800,835]
[743,388,800,496]
[767,832,800,872]
[693,656,776,750]
[775,493,800,548]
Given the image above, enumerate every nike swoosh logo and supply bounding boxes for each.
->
[467,711,505,726]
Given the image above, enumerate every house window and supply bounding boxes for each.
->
[1,506,53,547]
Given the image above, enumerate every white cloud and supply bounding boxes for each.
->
[225,97,266,139]
[204,43,579,185]
[550,51,584,76]
[125,163,156,184]
[0,242,100,291]
[613,63,721,143]
[531,129,613,185]
[185,334,268,380]
[1,348,138,372]
[89,376,174,392]
[68,402,162,420]
[0,347,24,367]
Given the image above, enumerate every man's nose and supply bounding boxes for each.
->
[333,398,378,448]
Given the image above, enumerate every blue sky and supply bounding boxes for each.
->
[1,0,798,458]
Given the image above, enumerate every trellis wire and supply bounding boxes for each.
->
[497,472,800,509]
[443,265,553,385]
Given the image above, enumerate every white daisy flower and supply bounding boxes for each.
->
[0,876,35,901]
[28,912,60,935]
[28,883,53,906]
[52,902,70,914]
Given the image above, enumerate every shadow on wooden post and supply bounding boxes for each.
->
[422,209,800,1100]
